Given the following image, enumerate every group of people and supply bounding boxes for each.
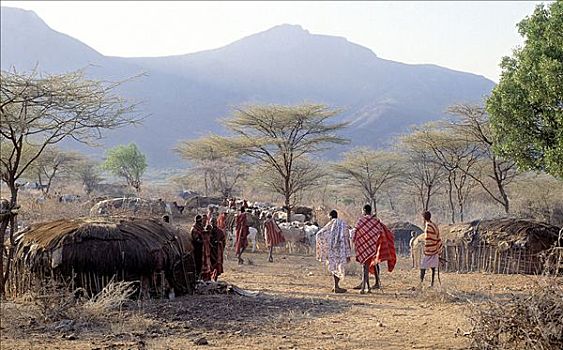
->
[187,201,442,292]
[315,205,442,293]
[189,213,226,282]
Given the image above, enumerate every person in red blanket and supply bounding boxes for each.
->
[352,204,380,293]
[235,206,250,265]
[264,213,286,262]
[190,215,205,279]
[352,204,397,293]
[208,217,226,281]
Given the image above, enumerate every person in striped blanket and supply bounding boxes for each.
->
[352,204,396,293]
[263,213,286,262]
[420,211,442,287]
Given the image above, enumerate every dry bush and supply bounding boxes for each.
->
[23,277,137,327]
[468,278,563,350]
[29,279,77,322]
[82,279,137,319]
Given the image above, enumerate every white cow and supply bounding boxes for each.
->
[227,226,258,253]
[273,211,306,223]
[279,222,306,254]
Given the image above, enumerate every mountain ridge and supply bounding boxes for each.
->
[0,6,495,167]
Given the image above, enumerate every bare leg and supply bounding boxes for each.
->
[333,275,346,293]
[237,246,246,264]
[360,263,371,294]
[373,263,381,289]
[430,267,436,287]
[268,246,273,262]
[420,268,426,283]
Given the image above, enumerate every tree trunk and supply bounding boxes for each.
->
[496,179,510,214]
[447,173,456,224]
[1,178,19,296]
[424,184,432,211]
[284,176,292,221]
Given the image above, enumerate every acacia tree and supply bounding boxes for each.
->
[176,137,245,198]
[30,147,82,195]
[448,104,518,213]
[256,156,325,209]
[71,156,104,196]
[0,69,139,294]
[487,1,563,178]
[209,103,348,216]
[398,134,446,212]
[332,148,403,212]
[414,125,479,223]
[102,143,147,194]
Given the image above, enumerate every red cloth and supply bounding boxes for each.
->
[235,212,249,255]
[217,212,227,231]
[200,228,212,281]
[210,226,225,280]
[353,215,382,264]
[264,219,285,247]
[369,222,397,273]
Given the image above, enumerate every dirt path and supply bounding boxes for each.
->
[1,252,539,349]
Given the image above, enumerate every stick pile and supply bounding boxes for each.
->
[468,278,563,349]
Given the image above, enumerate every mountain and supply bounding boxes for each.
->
[1,7,495,167]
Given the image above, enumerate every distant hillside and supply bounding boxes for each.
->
[1,7,495,166]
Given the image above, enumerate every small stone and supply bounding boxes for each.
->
[376,322,384,327]
[194,337,208,345]
[281,335,287,338]
[65,333,77,340]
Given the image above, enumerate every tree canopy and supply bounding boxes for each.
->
[486,1,563,178]
[102,143,147,193]
[333,148,402,212]
[209,103,348,213]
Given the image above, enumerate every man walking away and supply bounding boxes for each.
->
[420,211,442,287]
[235,206,250,265]
[352,204,381,294]
[264,213,286,262]
[316,210,351,293]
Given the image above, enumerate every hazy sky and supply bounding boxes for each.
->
[1,1,551,82]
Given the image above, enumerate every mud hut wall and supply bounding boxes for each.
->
[7,218,196,298]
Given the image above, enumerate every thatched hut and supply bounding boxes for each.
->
[412,218,561,275]
[387,221,423,256]
[8,217,196,297]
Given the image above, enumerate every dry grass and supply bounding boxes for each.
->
[2,253,561,350]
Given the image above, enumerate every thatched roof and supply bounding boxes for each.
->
[14,217,193,276]
[414,218,560,253]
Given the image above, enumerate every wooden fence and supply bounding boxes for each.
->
[414,242,558,275]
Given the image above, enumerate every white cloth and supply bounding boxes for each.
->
[420,254,439,269]
[316,218,351,279]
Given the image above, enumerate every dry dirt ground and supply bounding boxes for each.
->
[0,252,549,350]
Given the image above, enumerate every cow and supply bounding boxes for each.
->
[58,194,81,203]
[90,197,167,217]
[279,222,307,254]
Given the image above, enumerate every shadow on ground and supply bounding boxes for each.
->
[141,292,351,334]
